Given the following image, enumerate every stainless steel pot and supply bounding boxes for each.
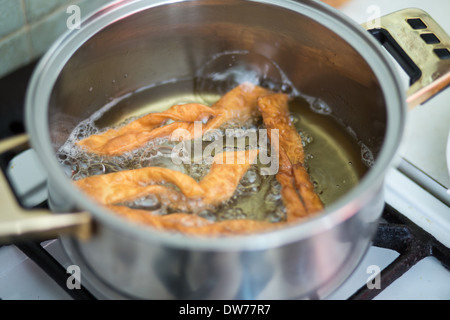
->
[1,0,449,299]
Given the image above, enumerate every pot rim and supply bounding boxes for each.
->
[25,0,406,251]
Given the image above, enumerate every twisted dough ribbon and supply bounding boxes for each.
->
[257,93,323,222]
[74,149,259,209]
[73,83,323,236]
[76,82,269,156]
[75,149,285,235]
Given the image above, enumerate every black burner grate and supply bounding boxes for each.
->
[349,204,450,300]
[12,204,450,300]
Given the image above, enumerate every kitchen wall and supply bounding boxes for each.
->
[0,0,114,78]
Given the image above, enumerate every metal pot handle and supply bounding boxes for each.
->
[362,8,450,108]
[0,134,92,244]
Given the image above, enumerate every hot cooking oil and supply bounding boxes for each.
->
[57,78,369,223]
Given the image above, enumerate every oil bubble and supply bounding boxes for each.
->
[310,98,332,115]
[360,143,375,168]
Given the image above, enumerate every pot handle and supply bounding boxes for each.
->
[0,134,92,244]
[362,8,450,109]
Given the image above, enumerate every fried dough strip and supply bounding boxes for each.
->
[205,81,271,129]
[199,149,258,205]
[74,150,259,211]
[73,167,204,205]
[275,171,307,219]
[76,82,270,156]
[257,93,323,221]
[257,93,305,165]
[292,163,324,214]
[76,103,217,156]
[108,206,281,236]
[172,83,270,141]
[75,150,267,235]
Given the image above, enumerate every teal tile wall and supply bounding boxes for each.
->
[0,0,26,39]
[0,0,113,78]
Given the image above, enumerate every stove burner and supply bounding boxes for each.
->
[350,204,450,300]
[13,203,450,300]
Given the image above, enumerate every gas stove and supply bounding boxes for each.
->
[0,0,449,300]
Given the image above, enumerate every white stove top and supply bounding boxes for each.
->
[1,0,450,300]
[333,0,450,299]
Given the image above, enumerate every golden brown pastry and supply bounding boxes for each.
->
[74,167,202,205]
[257,93,323,221]
[206,81,270,129]
[74,149,259,209]
[73,83,323,236]
[108,206,282,236]
[76,82,270,156]
[199,149,259,205]
[74,149,281,236]
[76,103,217,156]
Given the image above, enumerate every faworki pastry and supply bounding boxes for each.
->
[74,83,323,236]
